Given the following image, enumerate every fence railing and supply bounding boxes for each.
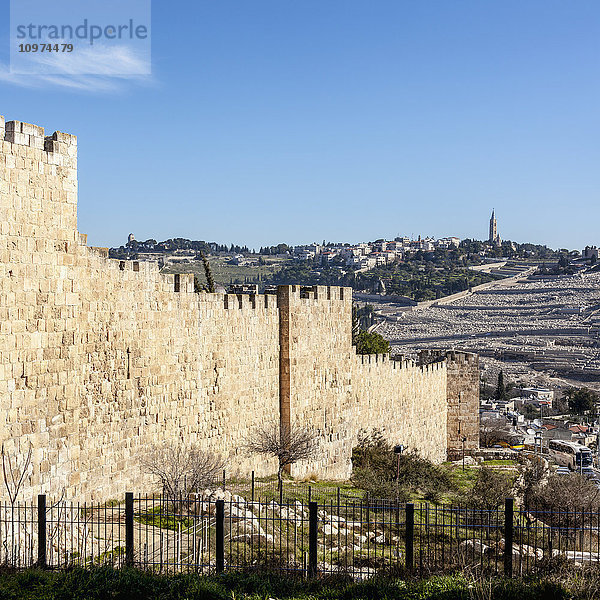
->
[2,495,600,577]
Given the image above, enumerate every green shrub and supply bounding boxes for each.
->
[351,429,454,501]
[469,466,514,510]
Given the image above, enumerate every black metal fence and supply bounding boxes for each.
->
[2,495,600,577]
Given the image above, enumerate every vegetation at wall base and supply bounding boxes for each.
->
[2,565,599,600]
[351,430,454,503]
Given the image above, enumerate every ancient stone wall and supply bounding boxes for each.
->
[444,352,480,456]
[281,285,448,480]
[0,118,280,500]
[0,116,478,502]
[278,285,355,479]
[419,350,480,458]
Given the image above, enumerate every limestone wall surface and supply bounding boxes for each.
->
[444,352,480,456]
[282,286,448,480]
[0,116,478,502]
[0,118,280,500]
[419,350,480,457]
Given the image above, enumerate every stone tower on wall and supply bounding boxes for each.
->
[419,350,480,458]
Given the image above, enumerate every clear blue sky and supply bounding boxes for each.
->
[1,1,598,250]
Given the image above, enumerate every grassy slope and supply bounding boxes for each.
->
[264,461,518,506]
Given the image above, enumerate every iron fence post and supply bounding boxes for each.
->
[216,499,225,572]
[251,471,255,502]
[405,503,414,573]
[37,494,46,569]
[125,492,134,567]
[504,498,514,577]
[308,501,318,577]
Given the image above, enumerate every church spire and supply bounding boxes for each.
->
[489,209,500,246]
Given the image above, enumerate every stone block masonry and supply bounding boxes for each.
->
[0,115,479,502]
[279,286,450,480]
[419,350,480,459]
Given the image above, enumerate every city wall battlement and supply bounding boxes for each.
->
[0,116,479,501]
[0,117,77,156]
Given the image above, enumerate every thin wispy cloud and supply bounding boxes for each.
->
[0,45,155,92]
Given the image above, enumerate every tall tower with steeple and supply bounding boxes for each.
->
[488,210,500,246]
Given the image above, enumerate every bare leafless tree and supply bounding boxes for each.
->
[244,423,319,494]
[528,473,600,531]
[141,443,225,499]
[2,442,32,505]
[1,443,33,565]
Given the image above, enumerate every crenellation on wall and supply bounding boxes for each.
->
[0,118,76,159]
[0,115,480,502]
[4,120,42,149]
[47,131,77,148]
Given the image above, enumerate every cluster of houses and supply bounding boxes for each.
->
[292,236,461,270]
[481,387,599,451]
[138,235,464,272]
[481,387,555,415]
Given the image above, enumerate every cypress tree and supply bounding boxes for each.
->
[200,252,216,293]
[495,370,507,402]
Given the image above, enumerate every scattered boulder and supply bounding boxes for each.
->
[230,532,273,544]
[519,544,543,561]
[459,539,492,556]
[552,550,600,563]
[326,515,346,524]
[280,507,301,521]
[225,505,255,521]
[211,489,226,501]
[229,517,265,537]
